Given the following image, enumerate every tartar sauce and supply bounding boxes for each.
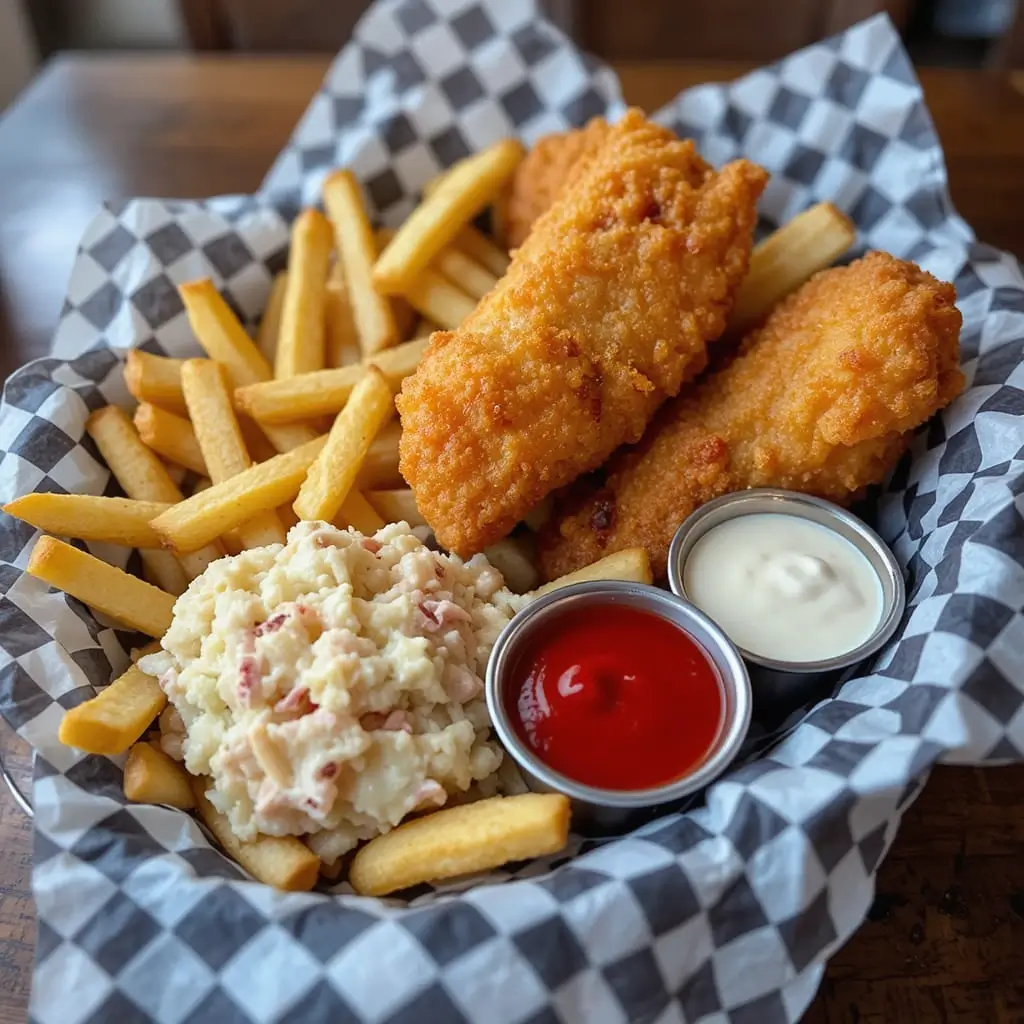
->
[682,513,883,663]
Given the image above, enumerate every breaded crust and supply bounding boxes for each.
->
[397,109,768,556]
[504,118,612,248]
[539,251,965,580]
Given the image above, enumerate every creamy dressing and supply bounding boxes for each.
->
[682,513,883,663]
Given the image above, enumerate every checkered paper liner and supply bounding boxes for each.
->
[0,3,1021,1022]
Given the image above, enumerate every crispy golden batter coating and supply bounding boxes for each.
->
[505,119,612,248]
[397,110,768,557]
[539,251,965,581]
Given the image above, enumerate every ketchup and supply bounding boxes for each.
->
[506,604,722,791]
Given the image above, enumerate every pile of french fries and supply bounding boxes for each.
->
[3,129,856,894]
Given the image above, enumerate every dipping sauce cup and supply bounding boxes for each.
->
[667,489,906,708]
[485,580,752,832]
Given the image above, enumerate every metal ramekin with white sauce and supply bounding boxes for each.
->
[667,489,906,706]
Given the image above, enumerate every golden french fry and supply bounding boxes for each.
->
[178,278,319,453]
[237,364,361,425]
[322,171,398,355]
[257,271,288,363]
[432,246,499,301]
[319,858,343,881]
[124,742,195,809]
[190,777,319,891]
[357,421,403,489]
[234,337,428,424]
[134,403,208,476]
[457,225,510,277]
[522,496,552,533]
[124,350,188,415]
[293,368,393,522]
[491,186,510,248]
[151,436,327,553]
[181,359,287,549]
[3,494,171,549]
[28,536,175,636]
[276,210,333,378]
[374,227,418,341]
[413,318,438,340]
[88,405,186,504]
[533,547,653,597]
[374,139,524,294]
[730,202,856,334]
[403,270,477,330]
[366,488,424,527]
[87,405,221,583]
[277,503,300,531]
[350,793,570,897]
[484,537,538,594]
[336,491,385,535]
[238,417,278,464]
[325,262,361,368]
[58,661,166,755]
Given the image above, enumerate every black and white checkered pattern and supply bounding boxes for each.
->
[0,4,1021,1022]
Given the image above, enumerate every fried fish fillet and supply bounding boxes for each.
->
[505,118,612,248]
[539,251,965,581]
[397,110,768,557]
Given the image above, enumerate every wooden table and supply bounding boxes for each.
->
[0,55,1022,1024]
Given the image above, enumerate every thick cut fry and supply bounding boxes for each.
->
[131,640,162,663]
[457,225,511,277]
[349,793,570,897]
[491,188,510,248]
[151,436,327,553]
[324,262,361,368]
[373,139,524,294]
[28,536,176,636]
[124,350,187,415]
[124,742,195,809]
[432,246,499,301]
[294,368,393,522]
[3,494,171,549]
[191,778,319,891]
[238,417,278,463]
[374,227,419,342]
[322,171,398,355]
[181,359,287,549]
[366,488,424,527]
[730,203,855,334]
[178,278,319,453]
[533,548,652,597]
[413,318,439,340]
[257,271,288,363]
[523,496,552,533]
[277,504,300,531]
[483,537,538,594]
[336,491,385,534]
[319,858,343,881]
[134,403,208,476]
[357,421,403,488]
[402,270,477,330]
[87,405,187,505]
[276,210,333,378]
[234,337,428,424]
[87,405,222,582]
[58,662,166,755]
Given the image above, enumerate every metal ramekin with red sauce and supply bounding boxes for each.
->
[485,581,752,831]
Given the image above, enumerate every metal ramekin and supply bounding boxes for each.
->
[667,489,906,708]
[485,580,751,833]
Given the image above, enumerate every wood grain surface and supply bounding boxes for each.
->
[0,55,1022,1023]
